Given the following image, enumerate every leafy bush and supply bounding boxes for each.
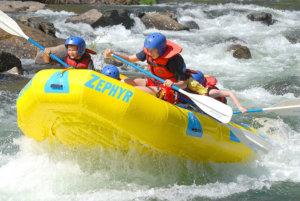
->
[139,0,156,5]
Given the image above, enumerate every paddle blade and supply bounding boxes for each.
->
[0,10,28,39]
[187,92,233,123]
[266,98,300,116]
[226,124,272,153]
[272,98,300,107]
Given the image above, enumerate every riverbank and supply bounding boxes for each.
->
[159,0,300,11]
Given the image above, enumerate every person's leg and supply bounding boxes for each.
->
[135,86,158,96]
[121,78,147,86]
[137,85,179,104]
[122,77,158,96]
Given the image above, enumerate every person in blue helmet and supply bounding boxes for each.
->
[44,36,96,70]
[191,71,206,86]
[189,70,247,114]
[101,64,120,80]
[104,33,187,104]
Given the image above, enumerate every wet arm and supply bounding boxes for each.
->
[105,48,140,63]
[209,89,247,113]
[173,80,187,89]
[44,48,51,63]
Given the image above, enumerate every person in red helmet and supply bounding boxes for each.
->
[105,33,187,104]
[44,36,96,70]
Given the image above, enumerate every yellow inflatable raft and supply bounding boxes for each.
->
[17,69,266,163]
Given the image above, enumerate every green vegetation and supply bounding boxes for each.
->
[139,0,156,5]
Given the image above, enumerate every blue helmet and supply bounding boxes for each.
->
[144,33,167,56]
[65,36,86,56]
[192,70,206,86]
[102,65,120,79]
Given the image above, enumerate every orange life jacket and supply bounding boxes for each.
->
[64,49,97,69]
[143,40,183,82]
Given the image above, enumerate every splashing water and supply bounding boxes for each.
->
[1,2,300,201]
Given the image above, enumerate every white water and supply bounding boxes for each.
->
[1,3,300,201]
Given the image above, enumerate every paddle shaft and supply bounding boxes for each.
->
[234,104,300,114]
[0,10,70,69]
[28,38,70,69]
[112,54,182,91]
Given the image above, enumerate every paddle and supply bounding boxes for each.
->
[111,54,273,153]
[234,98,300,116]
[226,124,272,153]
[111,54,233,123]
[0,10,70,69]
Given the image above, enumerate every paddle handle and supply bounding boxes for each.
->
[234,108,262,114]
[28,38,70,69]
[234,105,300,114]
[112,54,180,91]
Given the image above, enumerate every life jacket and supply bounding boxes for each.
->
[186,72,227,104]
[143,40,183,82]
[205,76,227,104]
[64,49,97,69]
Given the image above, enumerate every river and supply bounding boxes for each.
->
[0,1,300,201]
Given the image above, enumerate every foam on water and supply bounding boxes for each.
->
[1,2,300,200]
[0,122,298,201]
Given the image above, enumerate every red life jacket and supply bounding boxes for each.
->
[205,76,227,104]
[143,40,183,82]
[64,49,97,69]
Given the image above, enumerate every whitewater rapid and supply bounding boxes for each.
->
[0,2,300,201]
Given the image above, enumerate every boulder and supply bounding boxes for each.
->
[0,67,20,75]
[140,12,189,31]
[263,76,300,97]
[227,44,252,59]
[286,35,300,44]
[181,20,199,30]
[35,44,65,65]
[0,52,23,75]
[66,9,103,25]
[284,28,300,44]
[164,11,178,21]
[19,17,56,38]
[247,12,277,26]
[0,1,45,12]
[0,22,65,59]
[0,72,30,91]
[92,10,134,29]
